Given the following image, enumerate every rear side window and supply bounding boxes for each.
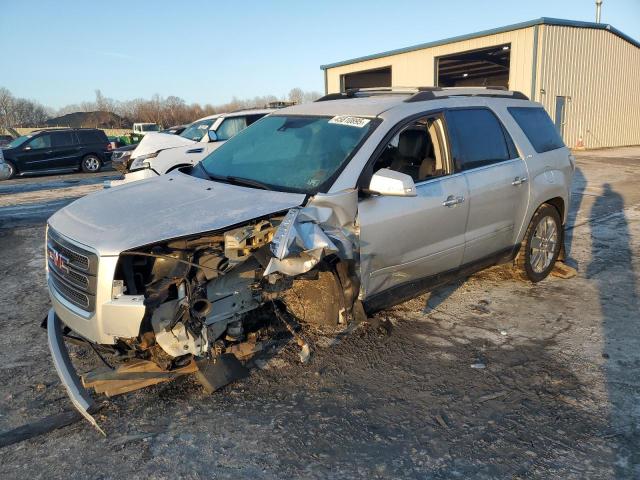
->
[77,130,107,144]
[446,109,513,171]
[52,132,75,147]
[508,107,565,153]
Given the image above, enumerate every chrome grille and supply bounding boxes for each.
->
[49,272,92,310]
[47,228,98,312]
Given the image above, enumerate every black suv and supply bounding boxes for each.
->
[1,128,111,179]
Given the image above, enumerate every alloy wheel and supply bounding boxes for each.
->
[529,215,558,273]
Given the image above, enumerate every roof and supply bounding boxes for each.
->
[320,17,640,70]
[277,96,409,117]
[277,87,532,117]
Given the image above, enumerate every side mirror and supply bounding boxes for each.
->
[207,130,218,142]
[368,168,417,197]
[23,145,31,151]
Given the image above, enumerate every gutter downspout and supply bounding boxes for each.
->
[323,69,328,95]
[530,25,539,101]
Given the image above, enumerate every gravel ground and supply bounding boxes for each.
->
[0,149,639,479]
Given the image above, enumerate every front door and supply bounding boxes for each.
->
[358,114,469,299]
[16,133,53,171]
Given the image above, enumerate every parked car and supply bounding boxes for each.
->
[109,109,272,187]
[45,87,574,427]
[110,144,138,173]
[160,124,187,135]
[0,128,111,179]
[110,125,188,174]
[0,134,14,147]
[131,123,160,143]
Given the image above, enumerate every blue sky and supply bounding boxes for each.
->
[1,0,638,109]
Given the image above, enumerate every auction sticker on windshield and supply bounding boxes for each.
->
[328,116,371,128]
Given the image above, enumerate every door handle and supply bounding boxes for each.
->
[512,176,528,186]
[442,195,465,207]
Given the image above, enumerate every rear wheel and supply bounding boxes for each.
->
[515,204,562,282]
[81,155,102,173]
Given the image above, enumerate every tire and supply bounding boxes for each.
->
[515,203,562,282]
[4,161,16,180]
[282,269,345,325]
[81,155,102,173]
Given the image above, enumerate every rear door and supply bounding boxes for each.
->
[50,131,79,168]
[445,108,529,264]
[358,113,469,299]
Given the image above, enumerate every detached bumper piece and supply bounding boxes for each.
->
[46,308,104,435]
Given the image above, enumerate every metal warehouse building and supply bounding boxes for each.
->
[320,18,640,149]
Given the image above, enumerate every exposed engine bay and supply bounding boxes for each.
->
[114,217,296,367]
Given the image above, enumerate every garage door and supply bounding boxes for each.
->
[341,66,391,91]
[437,44,510,88]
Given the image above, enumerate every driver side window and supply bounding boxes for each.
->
[371,115,450,183]
[28,134,51,149]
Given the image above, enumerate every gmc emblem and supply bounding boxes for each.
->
[49,247,70,273]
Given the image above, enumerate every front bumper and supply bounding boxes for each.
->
[0,163,11,180]
[47,308,103,433]
[106,167,158,188]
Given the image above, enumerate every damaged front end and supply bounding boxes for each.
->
[47,189,362,432]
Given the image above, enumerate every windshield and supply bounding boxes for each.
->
[180,119,216,142]
[6,135,30,149]
[200,115,376,193]
[141,124,159,132]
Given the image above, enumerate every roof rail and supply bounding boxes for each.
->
[315,87,429,102]
[405,86,529,102]
[316,86,528,103]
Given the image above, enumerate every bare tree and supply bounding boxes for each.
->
[288,87,304,104]
[0,86,326,129]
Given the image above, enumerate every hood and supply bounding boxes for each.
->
[48,171,307,256]
[131,132,197,159]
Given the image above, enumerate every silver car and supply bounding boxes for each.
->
[45,87,573,428]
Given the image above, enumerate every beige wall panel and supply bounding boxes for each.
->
[535,25,640,148]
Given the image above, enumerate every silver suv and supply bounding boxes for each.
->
[45,87,573,426]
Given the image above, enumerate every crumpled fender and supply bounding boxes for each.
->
[264,189,358,276]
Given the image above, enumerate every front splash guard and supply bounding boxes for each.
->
[47,308,104,435]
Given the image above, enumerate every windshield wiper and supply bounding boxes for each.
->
[197,166,272,191]
[225,176,272,191]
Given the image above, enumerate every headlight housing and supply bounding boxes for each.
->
[130,152,158,170]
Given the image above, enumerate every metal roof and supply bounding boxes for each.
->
[320,17,640,70]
